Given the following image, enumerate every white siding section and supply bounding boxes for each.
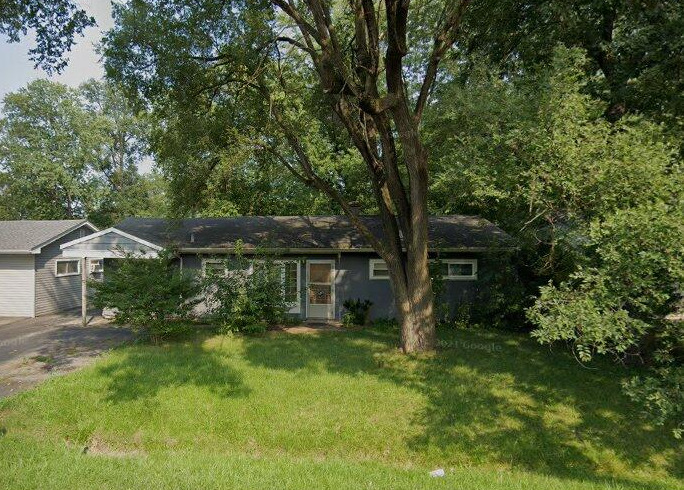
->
[0,254,35,317]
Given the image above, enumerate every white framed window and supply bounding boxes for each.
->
[369,258,478,281]
[201,258,249,278]
[369,259,390,280]
[202,259,228,278]
[89,259,104,273]
[280,260,301,313]
[55,259,80,277]
[201,258,301,313]
[438,259,478,280]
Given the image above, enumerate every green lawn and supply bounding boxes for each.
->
[1,326,682,489]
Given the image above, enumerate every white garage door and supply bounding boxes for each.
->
[0,254,35,317]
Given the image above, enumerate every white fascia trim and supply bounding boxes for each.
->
[60,227,163,252]
[0,250,33,255]
[30,221,100,254]
[61,249,159,259]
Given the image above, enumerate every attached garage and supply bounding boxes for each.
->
[0,220,98,317]
[0,254,35,317]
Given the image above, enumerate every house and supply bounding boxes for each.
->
[0,220,98,317]
[59,216,513,322]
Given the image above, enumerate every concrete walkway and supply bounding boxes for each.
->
[0,312,132,399]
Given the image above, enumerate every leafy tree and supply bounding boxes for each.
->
[0,79,101,219]
[91,250,202,343]
[529,202,684,436]
[104,0,476,352]
[425,47,683,432]
[426,47,680,282]
[458,0,684,124]
[0,79,156,226]
[0,0,95,72]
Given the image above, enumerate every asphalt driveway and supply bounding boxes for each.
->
[0,312,132,398]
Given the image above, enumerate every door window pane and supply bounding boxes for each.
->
[448,262,474,277]
[309,284,332,305]
[309,263,332,283]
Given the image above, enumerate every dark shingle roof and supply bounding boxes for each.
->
[115,215,513,251]
[0,220,92,253]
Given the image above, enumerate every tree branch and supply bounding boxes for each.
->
[414,0,470,122]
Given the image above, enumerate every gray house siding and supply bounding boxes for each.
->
[0,254,35,317]
[34,226,94,316]
[179,251,483,321]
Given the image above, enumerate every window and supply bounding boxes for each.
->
[438,259,477,280]
[283,261,300,306]
[369,259,390,279]
[202,258,301,312]
[89,259,104,273]
[369,258,478,281]
[56,259,80,277]
[203,259,228,278]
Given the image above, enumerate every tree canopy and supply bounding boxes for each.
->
[0,0,95,73]
[0,79,164,226]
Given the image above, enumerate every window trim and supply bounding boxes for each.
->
[55,258,80,277]
[369,258,478,281]
[369,259,390,280]
[201,258,230,278]
[278,260,301,314]
[440,259,478,281]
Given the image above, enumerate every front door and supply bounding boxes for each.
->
[306,260,335,319]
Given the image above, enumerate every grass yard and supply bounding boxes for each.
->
[1,325,682,489]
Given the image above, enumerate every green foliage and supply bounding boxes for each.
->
[202,244,290,333]
[470,251,528,330]
[426,46,683,432]
[342,299,373,327]
[90,251,201,343]
[529,202,684,433]
[0,79,159,226]
[459,0,684,129]
[0,0,95,73]
[624,364,684,440]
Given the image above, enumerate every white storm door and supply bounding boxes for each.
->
[306,260,335,319]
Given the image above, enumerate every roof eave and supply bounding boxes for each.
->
[30,220,100,254]
[177,245,515,254]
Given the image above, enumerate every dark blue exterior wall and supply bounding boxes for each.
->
[180,251,487,321]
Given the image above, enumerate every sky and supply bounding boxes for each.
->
[0,1,113,101]
[0,1,154,173]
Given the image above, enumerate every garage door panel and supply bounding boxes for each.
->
[0,255,35,317]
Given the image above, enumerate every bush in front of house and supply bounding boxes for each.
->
[342,298,373,327]
[91,250,201,343]
[202,246,289,334]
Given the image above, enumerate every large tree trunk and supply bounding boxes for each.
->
[388,238,436,353]
[268,0,471,353]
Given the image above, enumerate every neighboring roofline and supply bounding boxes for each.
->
[60,227,164,252]
[0,250,34,255]
[29,220,99,254]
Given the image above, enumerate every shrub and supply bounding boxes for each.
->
[528,202,684,435]
[342,298,373,327]
[90,250,201,343]
[202,244,289,333]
